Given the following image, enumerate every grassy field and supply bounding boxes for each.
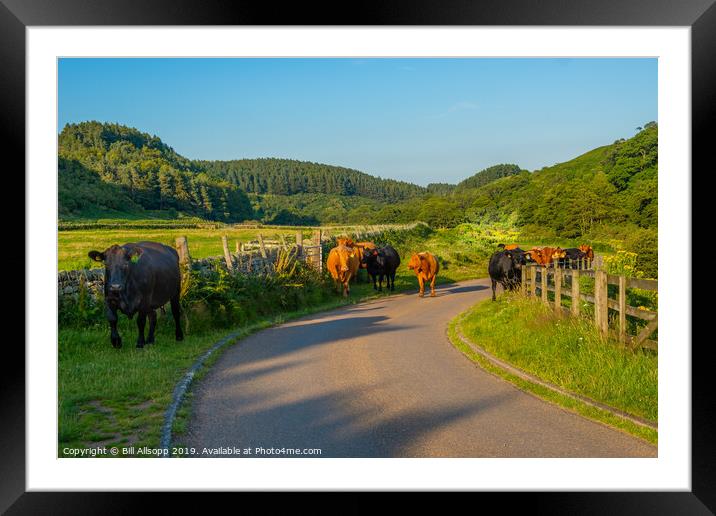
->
[58,226,306,271]
[449,294,657,443]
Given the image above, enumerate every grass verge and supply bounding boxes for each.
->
[447,295,657,445]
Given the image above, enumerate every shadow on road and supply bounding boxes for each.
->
[188,380,518,458]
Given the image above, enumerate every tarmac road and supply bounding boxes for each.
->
[184,278,656,458]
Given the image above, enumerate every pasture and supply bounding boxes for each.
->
[58,226,302,271]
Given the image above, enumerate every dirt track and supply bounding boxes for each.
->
[184,278,656,458]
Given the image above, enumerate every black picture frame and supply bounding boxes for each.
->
[3,0,708,512]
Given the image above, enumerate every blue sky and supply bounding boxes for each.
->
[58,58,657,186]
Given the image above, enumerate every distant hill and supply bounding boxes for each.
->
[368,124,657,236]
[455,164,526,191]
[59,122,253,221]
[197,158,426,202]
[57,121,657,238]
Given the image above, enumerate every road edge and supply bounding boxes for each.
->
[447,309,659,446]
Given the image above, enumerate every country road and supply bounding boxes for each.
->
[183,278,656,458]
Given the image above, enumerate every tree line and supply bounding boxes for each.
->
[197,158,427,202]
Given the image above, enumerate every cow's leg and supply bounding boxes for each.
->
[418,276,425,297]
[136,311,147,348]
[491,279,497,301]
[371,273,377,290]
[343,280,350,297]
[378,273,383,291]
[390,272,396,291]
[430,274,437,297]
[107,304,122,348]
[170,296,184,341]
[146,310,157,344]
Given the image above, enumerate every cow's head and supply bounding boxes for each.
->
[88,244,144,298]
[578,245,594,260]
[552,247,567,260]
[504,250,525,271]
[407,253,424,272]
[334,246,353,272]
[362,247,378,265]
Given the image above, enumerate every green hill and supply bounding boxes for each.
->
[59,122,253,221]
[455,163,526,190]
[197,158,426,202]
[370,124,657,238]
[58,121,657,243]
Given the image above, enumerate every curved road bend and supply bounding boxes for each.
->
[185,278,656,457]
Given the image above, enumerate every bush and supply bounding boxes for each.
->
[623,228,658,278]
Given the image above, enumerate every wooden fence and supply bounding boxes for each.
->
[521,263,658,351]
[176,230,324,274]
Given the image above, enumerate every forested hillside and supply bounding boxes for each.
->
[58,121,657,247]
[197,158,426,202]
[455,164,526,191]
[59,122,253,221]
[370,124,658,239]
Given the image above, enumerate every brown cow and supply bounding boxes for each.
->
[578,245,594,261]
[327,244,359,297]
[407,252,440,297]
[527,247,567,266]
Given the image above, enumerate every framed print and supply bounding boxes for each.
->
[3,0,711,511]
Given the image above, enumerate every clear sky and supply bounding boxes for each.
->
[58,58,657,186]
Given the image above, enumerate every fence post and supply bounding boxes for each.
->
[618,275,627,344]
[554,265,561,315]
[221,235,234,271]
[313,229,322,245]
[521,267,526,296]
[541,265,548,305]
[295,231,303,257]
[594,270,609,336]
[257,233,267,258]
[175,236,191,267]
[530,265,537,298]
[235,241,240,254]
[571,268,580,316]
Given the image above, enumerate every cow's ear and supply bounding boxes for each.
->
[372,250,378,256]
[127,246,144,263]
[88,250,105,262]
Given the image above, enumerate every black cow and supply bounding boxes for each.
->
[559,248,586,269]
[88,241,184,348]
[488,249,527,301]
[362,245,401,291]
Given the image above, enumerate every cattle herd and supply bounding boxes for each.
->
[86,238,593,348]
[488,243,594,301]
[326,238,438,298]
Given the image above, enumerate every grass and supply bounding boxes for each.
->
[58,227,305,271]
[447,294,657,444]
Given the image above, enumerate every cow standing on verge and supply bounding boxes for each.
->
[488,248,527,301]
[88,241,184,349]
[407,252,440,297]
[327,243,359,297]
[362,245,401,291]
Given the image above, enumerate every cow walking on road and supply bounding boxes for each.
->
[362,245,401,291]
[488,248,528,301]
[88,241,184,349]
[327,243,360,297]
[407,252,440,297]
